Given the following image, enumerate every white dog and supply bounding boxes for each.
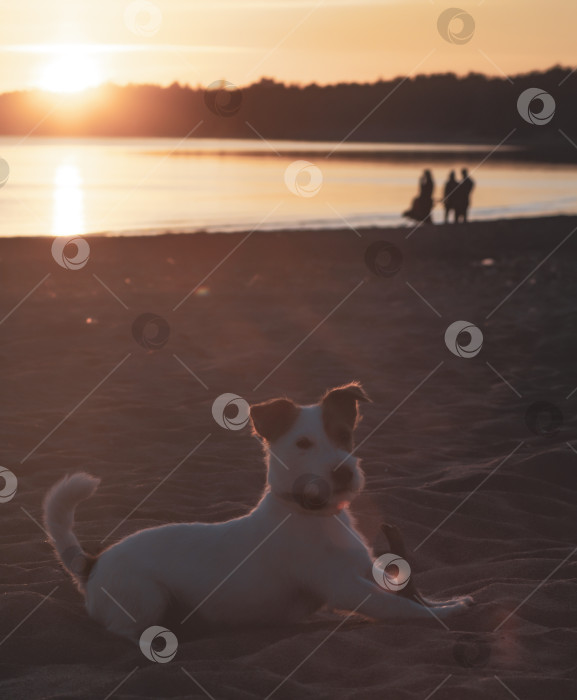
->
[43,382,471,642]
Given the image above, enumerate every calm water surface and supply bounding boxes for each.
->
[0,137,575,237]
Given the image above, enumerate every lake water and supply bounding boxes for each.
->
[0,136,576,237]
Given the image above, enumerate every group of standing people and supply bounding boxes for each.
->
[403,168,475,225]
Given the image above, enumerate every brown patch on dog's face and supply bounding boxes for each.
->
[321,382,371,451]
[250,398,300,443]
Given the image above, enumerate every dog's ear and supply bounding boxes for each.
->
[250,398,299,443]
[322,383,371,447]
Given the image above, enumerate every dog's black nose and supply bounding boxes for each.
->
[332,465,354,489]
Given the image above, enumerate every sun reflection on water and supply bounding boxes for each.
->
[52,163,85,237]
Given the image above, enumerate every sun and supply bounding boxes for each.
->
[37,52,103,93]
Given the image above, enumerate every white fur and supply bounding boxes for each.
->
[43,394,470,642]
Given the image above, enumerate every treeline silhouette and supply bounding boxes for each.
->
[0,67,575,160]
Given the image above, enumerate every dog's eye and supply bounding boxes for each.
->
[296,437,314,449]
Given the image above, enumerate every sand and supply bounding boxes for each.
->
[1,216,576,699]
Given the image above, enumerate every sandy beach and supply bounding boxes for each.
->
[1,216,576,699]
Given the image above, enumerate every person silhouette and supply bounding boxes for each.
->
[403,169,434,224]
[443,170,458,224]
[454,168,475,223]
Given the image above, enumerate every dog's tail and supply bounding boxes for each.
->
[43,472,101,591]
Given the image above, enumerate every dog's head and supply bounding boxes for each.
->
[250,382,370,515]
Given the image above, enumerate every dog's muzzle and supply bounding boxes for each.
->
[292,474,331,511]
[283,466,359,514]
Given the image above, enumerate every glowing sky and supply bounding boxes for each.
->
[0,0,574,92]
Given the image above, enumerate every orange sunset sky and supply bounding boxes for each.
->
[0,0,574,94]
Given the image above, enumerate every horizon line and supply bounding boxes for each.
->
[0,63,573,97]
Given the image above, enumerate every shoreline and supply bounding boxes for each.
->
[1,213,577,242]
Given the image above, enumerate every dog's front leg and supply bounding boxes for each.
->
[379,522,473,608]
[327,575,468,623]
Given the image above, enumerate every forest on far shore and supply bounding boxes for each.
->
[0,67,575,160]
